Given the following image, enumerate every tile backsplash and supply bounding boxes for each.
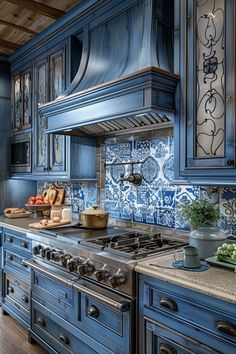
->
[37,135,236,235]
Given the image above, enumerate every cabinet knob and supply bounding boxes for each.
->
[8,286,14,293]
[6,237,13,243]
[20,241,28,248]
[7,254,13,261]
[217,321,236,337]
[59,334,69,345]
[160,343,177,354]
[36,317,46,327]
[226,95,233,103]
[159,297,177,312]
[22,295,29,303]
[87,305,99,318]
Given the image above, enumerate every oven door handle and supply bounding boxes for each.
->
[73,283,130,312]
[22,259,75,287]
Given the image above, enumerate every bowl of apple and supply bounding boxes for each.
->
[25,195,51,218]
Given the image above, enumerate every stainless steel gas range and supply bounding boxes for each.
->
[24,225,186,354]
[26,225,186,297]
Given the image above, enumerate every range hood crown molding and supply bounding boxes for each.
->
[41,0,179,137]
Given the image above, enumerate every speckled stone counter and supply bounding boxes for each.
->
[135,252,236,304]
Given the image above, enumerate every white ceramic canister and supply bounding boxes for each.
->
[62,205,72,221]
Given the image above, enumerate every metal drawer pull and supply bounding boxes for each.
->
[59,334,69,345]
[87,305,99,318]
[160,343,177,354]
[7,254,13,261]
[159,297,177,312]
[217,321,236,337]
[36,317,46,327]
[8,286,14,293]
[73,283,130,312]
[22,295,29,303]
[21,261,28,267]
[6,237,13,243]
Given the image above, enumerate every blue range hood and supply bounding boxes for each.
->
[40,0,179,137]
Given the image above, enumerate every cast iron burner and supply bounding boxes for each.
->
[81,233,185,259]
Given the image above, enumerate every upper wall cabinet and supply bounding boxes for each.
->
[12,67,32,132]
[175,0,236,184]
[34,46,66,175]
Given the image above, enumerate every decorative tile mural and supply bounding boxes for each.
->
[104,136,236,235]
[37,136,236,236]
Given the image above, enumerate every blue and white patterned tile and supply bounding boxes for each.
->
[132,139,150,161]
[141,156,160,184]
[200,186,220,205]
[150,137,169,159]
[105,142,132,163]
[72,185,84,200]
[71,198,81,213]
[156,207,175,228]
[220,187,236,218]
[105,201,120,219]
[175,211,191,231]
[162,155,175,183]
[162,188,176,208]
[83,184,97,209]
[147,187,162,208]
[119,202,132,221]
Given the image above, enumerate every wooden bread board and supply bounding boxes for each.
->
[29,219,71,229]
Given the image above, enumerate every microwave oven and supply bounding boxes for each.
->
[10,132,31,173]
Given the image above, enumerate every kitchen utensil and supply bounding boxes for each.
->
[81,205,109,229]
[189,227,227,260]
[174,246,201,268]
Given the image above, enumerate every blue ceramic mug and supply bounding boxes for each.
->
[174,246,201,268]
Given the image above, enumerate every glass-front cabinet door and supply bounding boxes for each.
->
[12,68,32,132]
[34,47,66,174]
[49,48,66,173]
[175,0,236,184]
[34,58,49,172]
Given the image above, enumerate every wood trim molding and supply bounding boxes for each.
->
[5,0,65,20]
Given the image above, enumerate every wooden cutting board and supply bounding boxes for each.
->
[29,219,71,229]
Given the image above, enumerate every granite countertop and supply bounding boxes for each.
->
[135,252,236,304]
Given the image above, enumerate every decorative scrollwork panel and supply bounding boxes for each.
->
[196,0,225,158]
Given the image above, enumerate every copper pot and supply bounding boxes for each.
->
[81,205,109,229]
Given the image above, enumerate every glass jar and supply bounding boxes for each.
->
[62,205,72,221]
[50,205,62,219]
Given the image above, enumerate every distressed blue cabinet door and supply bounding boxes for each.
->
[49,48,67,173]
[34,58,49,173]
[175,0,236,184]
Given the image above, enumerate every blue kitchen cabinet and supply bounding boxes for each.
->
[33,42,96,180]
[1,227,32,328]
[139,274,236,354]
[175,0,236,185]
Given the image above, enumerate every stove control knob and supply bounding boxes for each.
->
[33,245,42,255]
[67,257,82,272]
[59,254,72,268]
[109,270,127,288]
[45,249,55,260]
[40,247,50,258]
[78,261,95,276]
[94,269,110,282]
[52,251,63,262]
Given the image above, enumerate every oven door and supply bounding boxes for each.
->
[24,259,135,354]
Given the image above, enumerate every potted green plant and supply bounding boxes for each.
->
[179,200,227,260]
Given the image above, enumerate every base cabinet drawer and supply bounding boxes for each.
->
[145,319,220,354]
[3,229,31,253]
[32,300,115,354]
[5,273,30,311]
[4,249,31,279]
